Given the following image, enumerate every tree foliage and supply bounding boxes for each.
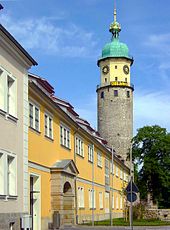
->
[132,125,170,208]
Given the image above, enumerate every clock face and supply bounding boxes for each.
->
[123,65,129,75]
[102,65,109,75]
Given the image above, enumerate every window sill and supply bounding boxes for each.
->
[0,195,17,200]
[60,144,71,151]
[79,207,85,210]
[29,126,41,134]
[97,165,102,169]
[8,195,18,200]
[76,153,84,159]
[44,135,54,142]
[88,160,93,164]
[0,109,18,123]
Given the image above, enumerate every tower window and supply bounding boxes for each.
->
[115,77,118,81]
[115,65,117,69]
[125,78,127,83]
[101,92,104,99]
[114,90,118,97]
[127,91,130,98]
[105,78,107,83]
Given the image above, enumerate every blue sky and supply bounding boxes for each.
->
[1,0,170,133]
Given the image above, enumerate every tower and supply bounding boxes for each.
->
[97,8,134,161]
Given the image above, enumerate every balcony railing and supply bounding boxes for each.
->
[97,81,134,90]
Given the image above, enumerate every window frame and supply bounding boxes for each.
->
[0,150,17,199]
[78,187,84,208]
[29,101,40,132]
[0,66,17,118]
[60,123,71,149]
[88,145,93,163]
[99,192,103,209]
[97,152,102,168]
[44,112,53,139]
[75,135,84,157]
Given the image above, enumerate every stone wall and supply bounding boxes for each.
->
[97,86,133,161]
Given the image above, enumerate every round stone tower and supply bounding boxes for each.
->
[97,8,134,161]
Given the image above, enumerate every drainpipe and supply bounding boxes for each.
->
[92,144,94,226]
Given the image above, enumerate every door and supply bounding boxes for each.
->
[30,175,41,230]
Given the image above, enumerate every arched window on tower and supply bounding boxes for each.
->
[101,91,104,99]
[115,77,118,81]
[127,91,130,98]
[105,78,107,83]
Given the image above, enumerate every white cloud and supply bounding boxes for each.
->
[134,91,170,133]
[144,33,170,58]
[0,13,99,58]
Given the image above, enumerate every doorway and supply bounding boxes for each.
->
[30,174,41,230]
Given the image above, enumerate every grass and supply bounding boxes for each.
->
[81,218,170,226]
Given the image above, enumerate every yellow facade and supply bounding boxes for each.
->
[28,76,130,229]
[100,58,131,86]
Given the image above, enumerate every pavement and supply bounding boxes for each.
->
[61,226,170,230]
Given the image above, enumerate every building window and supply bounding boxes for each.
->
[116,196,119,209]
[0,153,5,195]
[114,90,118,97]
[101,91,104,99]
[78,187,84,208]
[29,102,40,132]
[105,159,110,186]
[125,77,127,83]
[115,77,118,81]
[0,68,17,117]
[105,78,107,83]
[60,123,71,149]
[127,91,130,98]
[97,152,102,168]
[7,155,17,196]
[89,189,96,209]
[115,65,117,69]
[75,136,84,157]
[99,192,103,209]
[120,196,123,209]
[44,113,53,139]
[116,166,119,177]
[112,195,115,209]
[88,145,93,163]
[0,151,17,198]
[7,76,17,116]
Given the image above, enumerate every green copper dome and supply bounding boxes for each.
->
[102,38,130,59]
[98,8,133,64]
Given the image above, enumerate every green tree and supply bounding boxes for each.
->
[132,125,170,208]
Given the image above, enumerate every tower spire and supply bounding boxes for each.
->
[114,0,117,22]
[109,1,121,39]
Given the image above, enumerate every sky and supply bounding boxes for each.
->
[0,0,170,134]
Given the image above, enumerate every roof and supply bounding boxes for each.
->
[0,24,37,66]
[52,159,72,169]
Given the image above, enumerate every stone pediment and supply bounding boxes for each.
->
[51,159,79,176]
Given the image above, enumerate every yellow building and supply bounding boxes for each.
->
[28,73,130,230]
